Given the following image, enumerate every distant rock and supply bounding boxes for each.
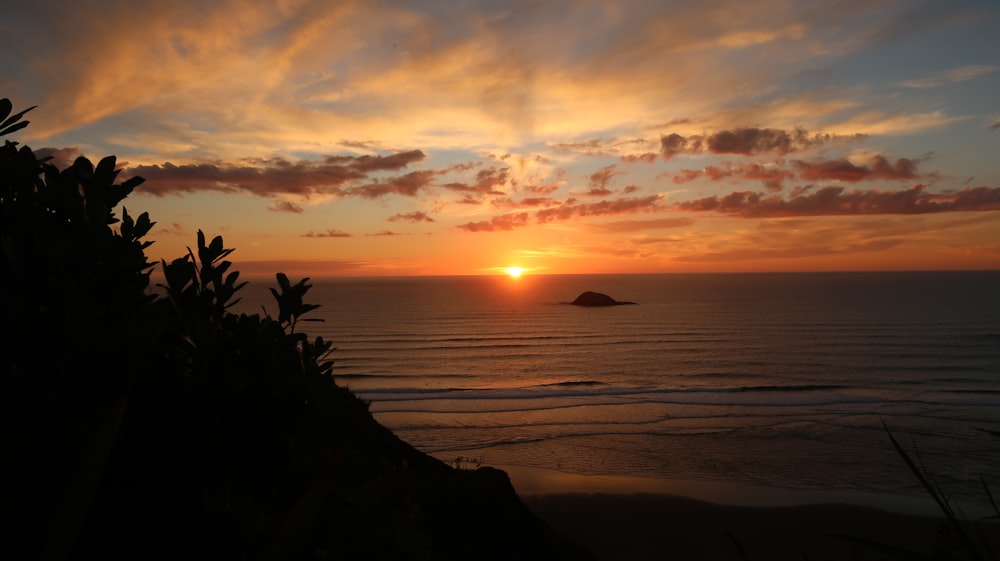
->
[569,291,637,307]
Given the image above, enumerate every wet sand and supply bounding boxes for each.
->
[502,465,999,560]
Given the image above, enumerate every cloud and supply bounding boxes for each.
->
[897,64,999,89]
[350,170,437,198]
[593,217,696,233]
[493,196,557,209]
[155,222,186,236]
[441,166,509,194]
[456,212,530,232]
[621,153,659,163]
[302,228,352,238]
[366,230,402,236]
[268,199,304,213]
[586,164,623,195]
[128,150,426,197]
[672,162,794,191]
[991,122,1000,130]
[388,211,435,222]
[35,146,81,169]
[673,239,905,263]
[794,155,920,183]
[526,182,560,195]
[661,127,867,159]
[674,185,1000,217]
[327,150,426,171]
[550,137,650,158]
[536,195,664,223]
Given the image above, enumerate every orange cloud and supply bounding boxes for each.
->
[585,164,624,195]
[675,185,1000,217]
[268,200,304,213]
[536,195,663,223]
[301,229,352,238]
[388,211,435,222]
[593,217,696,233]
[456,212,530,232]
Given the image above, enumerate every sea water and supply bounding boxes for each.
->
[232,271,1000,509]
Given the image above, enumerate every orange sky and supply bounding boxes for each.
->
[5,1,1000,276]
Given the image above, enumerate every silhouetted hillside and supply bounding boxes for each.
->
[0,98,592,560]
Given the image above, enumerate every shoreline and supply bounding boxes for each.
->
[501,465,1000,560]
[499,463,996,518]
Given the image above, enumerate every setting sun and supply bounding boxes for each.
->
[506,267,525,278]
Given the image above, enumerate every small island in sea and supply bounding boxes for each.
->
[568,291,638,306]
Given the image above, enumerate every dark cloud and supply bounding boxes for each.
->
[623,185,641,194]
[331,149,426,172]
[536,195,663,223]
[442,166,509,194]
[661,128,867,159]
[388,211,435,222]
[672,162,794,192]
[457,212,530,232]
[351,170,436,198]
[991,122,1000,130]
[367,230,402,236]
[302,228,352,238]
[795,155,919,182]
[126,150,425,197]
[674,185,1000,217]
[268,199,304,213]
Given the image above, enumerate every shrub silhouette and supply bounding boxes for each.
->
[1,99,591,560]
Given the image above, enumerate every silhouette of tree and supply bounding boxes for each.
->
[1,98,590,561]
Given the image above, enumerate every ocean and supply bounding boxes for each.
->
[232,271,1000,511]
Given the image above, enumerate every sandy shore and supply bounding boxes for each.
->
[501,465,999,560]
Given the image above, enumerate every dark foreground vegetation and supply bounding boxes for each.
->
[0,99,591,560]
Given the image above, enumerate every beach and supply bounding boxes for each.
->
[503,465,1000,560]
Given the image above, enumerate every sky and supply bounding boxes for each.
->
[3,0,1000,276]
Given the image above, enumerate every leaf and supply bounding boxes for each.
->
[0,120,30,137]
[121,207,134,239]
[134,212,154,238]
[0,103,36,130]
[120,176,145,191]
[95,155,117,185]
[276,272,291,291]
[0,98,10,122]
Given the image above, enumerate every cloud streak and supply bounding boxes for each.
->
[661,128,867,159]
[128,150,427,198]
[302,229,352,238]
[674,185,1000,217]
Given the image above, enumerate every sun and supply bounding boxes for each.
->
[505,267,525,278]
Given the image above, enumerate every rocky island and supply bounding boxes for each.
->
[568,291,638,307]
